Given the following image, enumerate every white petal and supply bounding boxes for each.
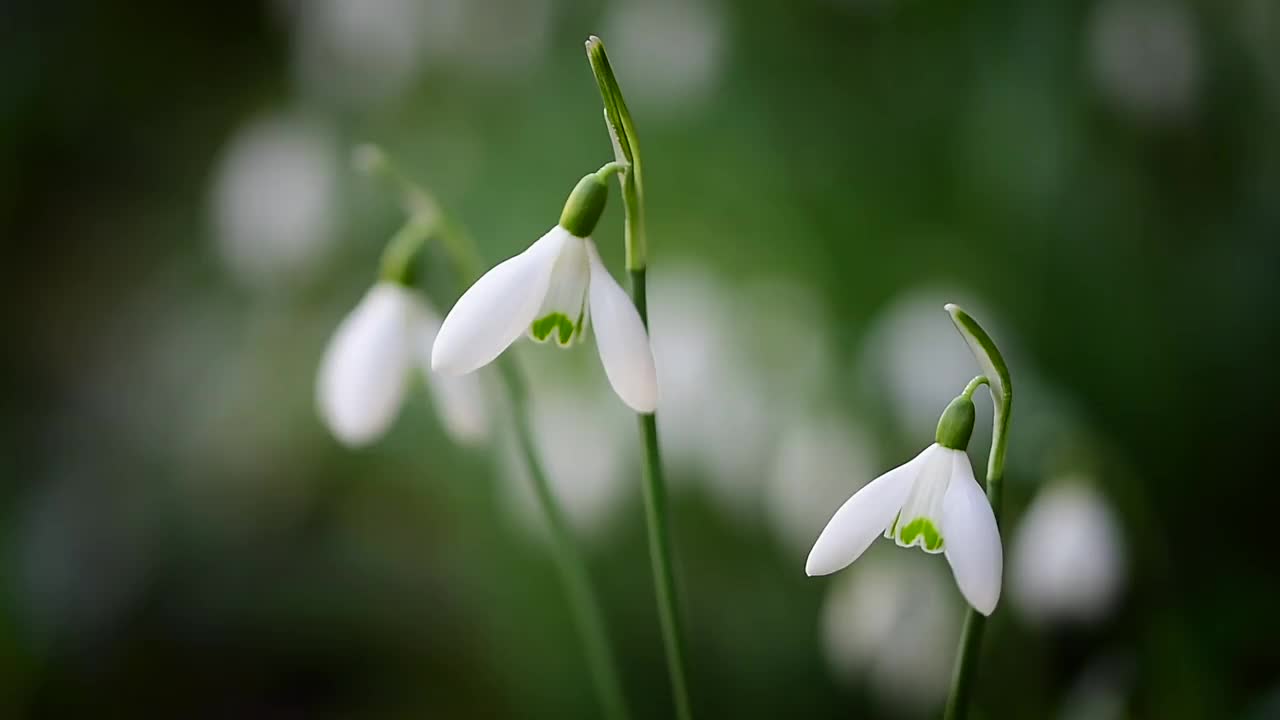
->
[586,240,658,412]
[888,443,954,553]
[431,227,568,375]
[316,283,418,447]
[804,450,925,577]
[415,303,490,444]
[529,234,590,346]
[941,453,1003,615]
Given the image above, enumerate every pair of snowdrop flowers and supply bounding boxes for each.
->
[318,167,658,449]
[807,389,1004,616]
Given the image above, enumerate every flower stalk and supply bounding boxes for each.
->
[587,36,694,720]
[942,304,1013,720]
[357,145,631,720]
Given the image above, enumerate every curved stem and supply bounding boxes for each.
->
[943,306,1013,720]
[587,36,694,720]
[357,148,631,720]
[596,160,630,181]
[960,375,989,402]
[496,356,632,720]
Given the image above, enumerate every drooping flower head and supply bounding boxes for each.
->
[316,215,489,448]
[806,392,1004,615]
[431,168,658,413]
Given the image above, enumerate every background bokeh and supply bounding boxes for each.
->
[3,0,1279,717]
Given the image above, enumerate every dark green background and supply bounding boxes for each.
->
[2,1,1277,717]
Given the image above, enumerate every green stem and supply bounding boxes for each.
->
[632,270,694,720]
[586,36,693,719]
[943,305,1013,720]
[960,375,989,402]
[356,146,631,720]
[496,356,632,720]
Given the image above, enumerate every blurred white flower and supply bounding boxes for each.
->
[211,113,339,289]
[432,212,658,413]
[292,0,551,89]
[1089,0,1200,123]
[318,282,489,447]
[650,265,840,522]
[600,0,729,118]
[292,0,429,107]
[1012,478,1127,624]
[450,0,553,79]
[822,554,960,712]
[648,265,780,520]
[502,388,633,538]
[807,438,1004,615]
[766,412,877,558]
[648,264,737,476]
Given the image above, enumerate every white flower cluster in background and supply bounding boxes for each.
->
[210,112,339,290]
[1012,478,1127,625]
[821,554,961,713]
[1089,0,1201,124]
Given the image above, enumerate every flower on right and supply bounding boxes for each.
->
[806,389,1004,616]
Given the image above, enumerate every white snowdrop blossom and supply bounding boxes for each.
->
[431,171,658,413]
[807,395,1004,615]
[317,282,488,447]
[1011,479,1126,624]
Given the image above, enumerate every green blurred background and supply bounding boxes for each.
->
[3,0,1279,717]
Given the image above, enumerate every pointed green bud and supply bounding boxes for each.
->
[559,172,609,238]
[935,394,976,450]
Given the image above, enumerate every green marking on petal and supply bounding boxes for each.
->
[898,517,945,553]
[885,511,902,539]
[531,313,577,346]
[574,307,587,344]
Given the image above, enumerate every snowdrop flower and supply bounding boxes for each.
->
[431,167,658,413]
[1011,478,1126,624]
[317,281,488,447]
[807,391,1004,615]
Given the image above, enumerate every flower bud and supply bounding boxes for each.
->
[559,172,609,237]
[934,394,976,450]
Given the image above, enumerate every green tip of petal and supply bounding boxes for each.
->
[530,313,578,347]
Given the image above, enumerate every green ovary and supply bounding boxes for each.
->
[897,517,945,553]
[531,312,577,346]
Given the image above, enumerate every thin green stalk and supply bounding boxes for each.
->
[356,145,631,720]
[496,356,631,720]
[587,36,694,720]
[943,305,1013,720]
[631,269,693,720]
